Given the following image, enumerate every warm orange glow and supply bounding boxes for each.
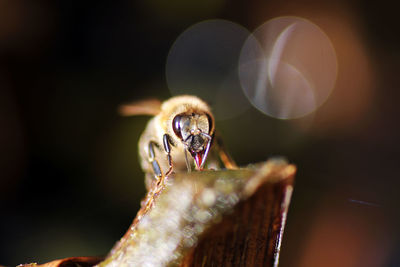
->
[299,194,393,267]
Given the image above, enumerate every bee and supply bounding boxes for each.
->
[120,95,237,189]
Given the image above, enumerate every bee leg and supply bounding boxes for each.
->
[184,149,191,172]
[163,134,174,176]
[215,133,238,169]
[148,141,163,180]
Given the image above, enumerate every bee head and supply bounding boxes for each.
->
[172,112,214,170]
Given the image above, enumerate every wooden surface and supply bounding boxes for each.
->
[100,159,295,267]
[181,175,293,267]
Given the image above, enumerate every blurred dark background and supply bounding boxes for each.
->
[1,0,399,266]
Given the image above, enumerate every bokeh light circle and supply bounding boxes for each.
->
[166,19,251,120]
[239,16,338,119]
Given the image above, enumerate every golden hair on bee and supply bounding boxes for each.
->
[158,95,215,137]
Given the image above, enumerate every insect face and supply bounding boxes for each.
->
[172,113,213,170]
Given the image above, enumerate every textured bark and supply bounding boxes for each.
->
[101,159,295,267]
[180,173,293,267]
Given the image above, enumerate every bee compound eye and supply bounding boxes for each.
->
[172,114,183,140]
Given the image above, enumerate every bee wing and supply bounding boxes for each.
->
[119,99,162,116]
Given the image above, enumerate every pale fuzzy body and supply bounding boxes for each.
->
[138,95,219,189]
